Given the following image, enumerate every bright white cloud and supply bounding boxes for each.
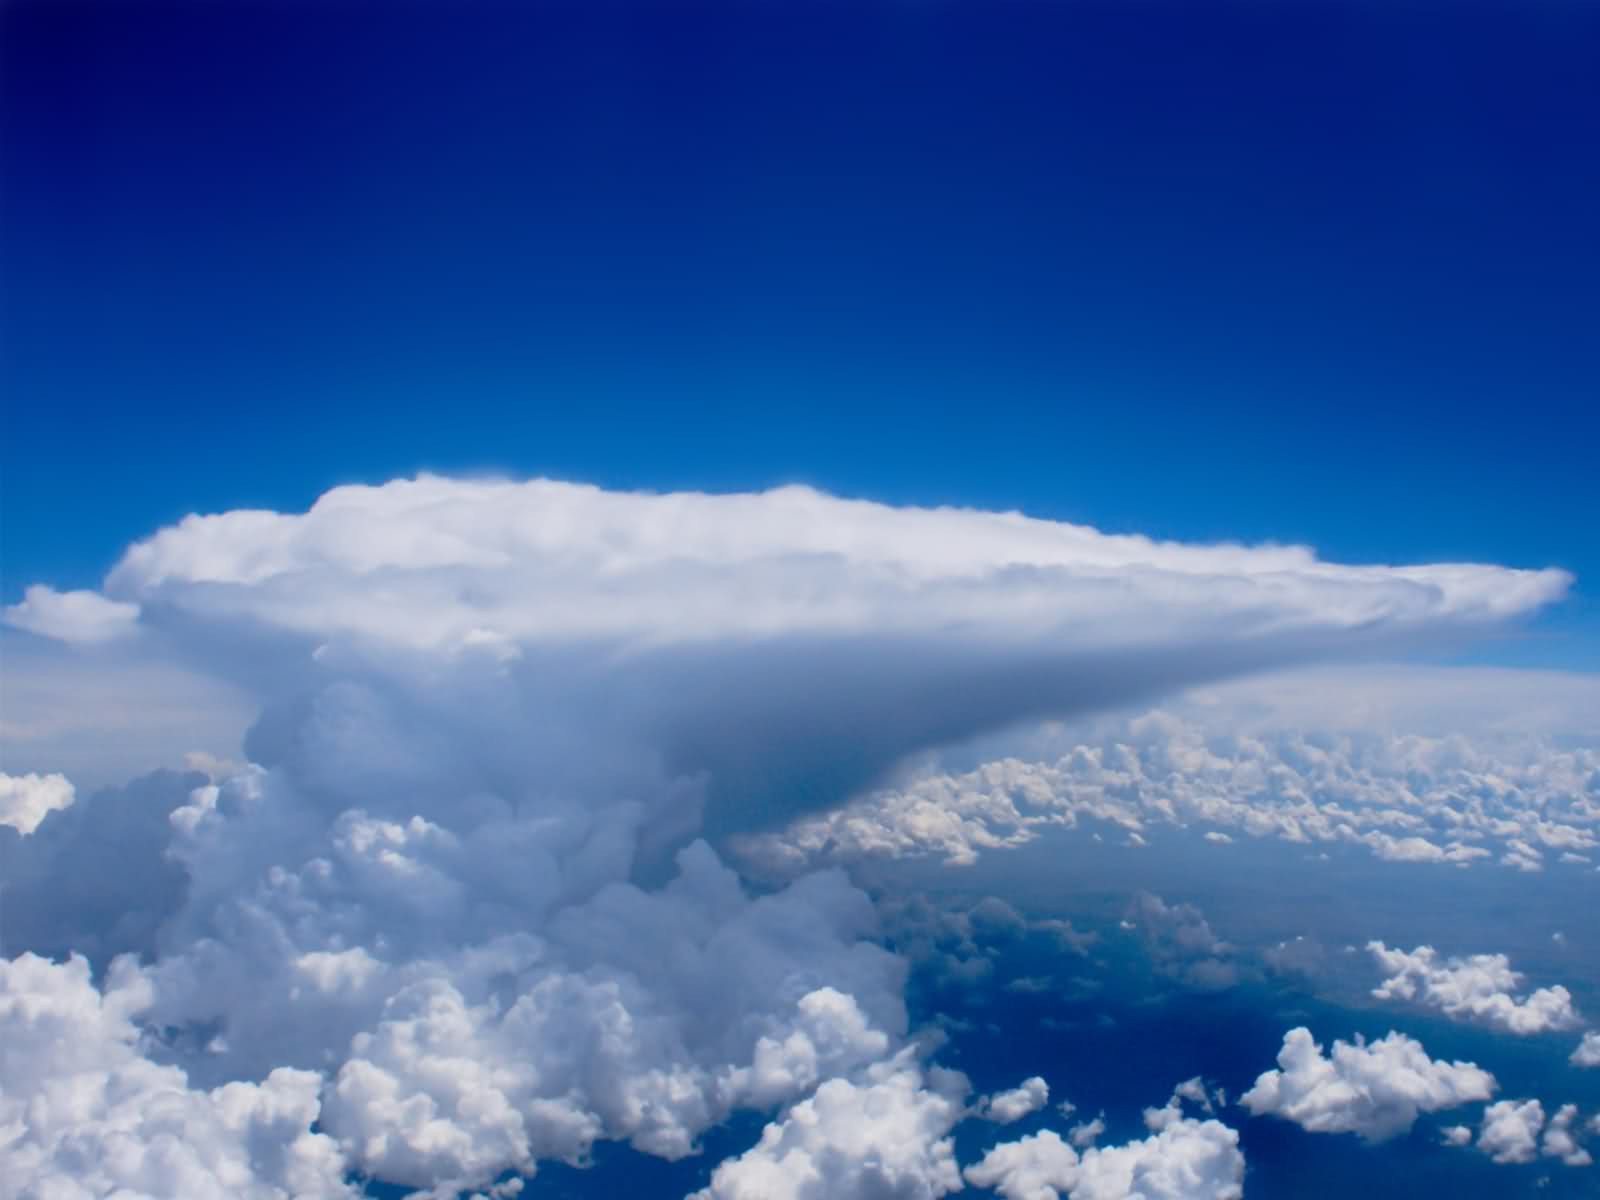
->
[691,1052,969,1200]
[3,584,140,644]
[0,770,74,836]
[963,1082,1244,1200]
[1368,942,1582,1035]
[1572,1032,1600,1068]
[983,1076,1051,1123]
[1476,1099,1544,1165]
[0,952,352,1200]
[1240,1027,1496,1141]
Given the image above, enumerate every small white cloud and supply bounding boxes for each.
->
[1241,1027,1495,1141]
[1540,1104,1593,1167]
[3,585,139,644]
[1572,1032,1600,1068]
[1369,942,1582,1035]
[0,771,75,836]
[965,1081,1244,1200]
[1477,1099,1544,1165]
[982,1076,1050,1123]
[1441,1124,1474,1147]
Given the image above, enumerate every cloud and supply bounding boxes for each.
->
[736,693,1600,879]
[3,585,139,645]
[1240,1027,1496,1141]
[0,952,352,1200]
[1126,893,1237,992]
[1476,1099,1545,1165]
[0,770,74,836]
[1572,1032,1600,1068]
[0,477,1575,1197]
[982,1076,1051,1123]
[690,1051,969,1200]
[1368,942,1582,1035]
[1540,1103,1594,1167]
[963,1081,1244,1200]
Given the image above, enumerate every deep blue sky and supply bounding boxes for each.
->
[3,0,1596,661]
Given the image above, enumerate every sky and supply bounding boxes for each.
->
[3,0,1597,662]
[3,4,1600,1200]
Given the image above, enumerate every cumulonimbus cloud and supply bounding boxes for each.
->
[0,477,1573,1197]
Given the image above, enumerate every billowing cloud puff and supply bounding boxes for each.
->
[0,953,351,1200]
[963,1082,1244,1200]
[1368,942,1582,1035]
[1572,1032,1600,1068]
[982,1076,1051,1123]
[0,770,74,835]
[1240,1027,1496,1141]
[690,1051,969,1200]
[1476,1099,1544,1164]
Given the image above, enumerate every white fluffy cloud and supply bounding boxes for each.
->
[1476,1099,1545,1164]
[982,1076,1051,1123]
[1572,1032,1600,1068]
[0,952,352,1200]
[963,1082,1244,1200]
[1368,942,1582,1035]
[690,1052,969,1200]
[1240,1027,1496,1141]
[0,770,74,836]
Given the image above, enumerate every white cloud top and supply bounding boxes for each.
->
[1240,1027,1496,1141]
[1368,942,1582,1035]
[963,1082,1244,1200]
[983,1076,1051,1123]
[0,771,75,836]
[1476,1099,1544,1164]
[690,1053,969,1200]
[54,475,1561,649]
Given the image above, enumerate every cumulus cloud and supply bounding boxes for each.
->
[1240,1027,1496,1141]
[1539,1103,1593,1167]
[1368,942,1582,1034]
[1476,1099,1545,1164]
[982,1076,1051,1123]
[1572,1032,1600,1068]
[963,1081,1244,1200]
[0,770,74,836]
[690,1051,969,1200]
[0,477,1574,1197]
[0,952,351,1200]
